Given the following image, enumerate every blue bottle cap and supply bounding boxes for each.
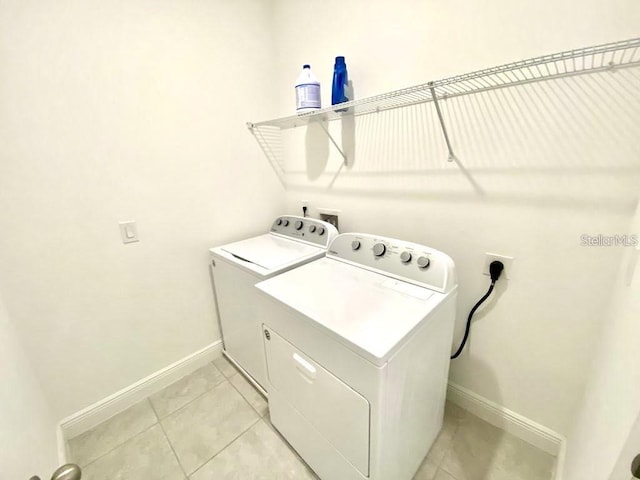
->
[303,64,311,69]
[335,56,345,64]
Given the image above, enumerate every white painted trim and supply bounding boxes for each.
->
[554,437,566,480]
[447,382,565,456]
[56,422,68,465]
[59,341,222,440]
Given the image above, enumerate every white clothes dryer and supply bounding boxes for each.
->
[209,215,338,394]
[255,233,457,480]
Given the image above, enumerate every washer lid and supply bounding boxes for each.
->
[256,258,448,365]
[221,234,325,272]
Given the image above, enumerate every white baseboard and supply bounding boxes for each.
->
[447,382,565,458]
[58,341,222,441]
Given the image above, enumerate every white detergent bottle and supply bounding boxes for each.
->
[295,64,321,114]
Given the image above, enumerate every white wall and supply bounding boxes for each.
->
[563,197,640,479]
[272,0,640,434]
[0,0,284,418]
[0,294,58,479]
[608,412,640,480]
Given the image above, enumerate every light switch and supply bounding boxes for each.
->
[118,221,139,244]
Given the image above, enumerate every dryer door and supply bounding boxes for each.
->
[263,325,370,477]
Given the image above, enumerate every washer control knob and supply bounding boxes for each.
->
[276,219,283,225]
[400,252,412,263]
[417,256,430,269]
[317,227,325,236]
[308,225,317,233]
[295,220,303,230]
[351,240,361,251]
[283,219,289,227]
[373,243,386,257]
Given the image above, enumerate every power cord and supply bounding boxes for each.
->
[451,261,504,359]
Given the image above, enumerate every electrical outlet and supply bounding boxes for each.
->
[483,253,513,280]
[301,200,310,217]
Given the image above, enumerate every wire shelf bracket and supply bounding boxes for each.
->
[318,121,348,166]
[428,82,457,163]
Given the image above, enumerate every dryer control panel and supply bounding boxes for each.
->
[270,216,339,247]
[327,233,456,293]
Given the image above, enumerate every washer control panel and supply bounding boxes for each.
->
[270,215,338,247]
[328,233,456,293]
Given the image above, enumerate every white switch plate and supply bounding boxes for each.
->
[483,253,514,280]
[119,221,139,244]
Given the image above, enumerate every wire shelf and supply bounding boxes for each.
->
[248,37,640,131]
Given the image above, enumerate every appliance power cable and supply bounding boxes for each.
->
[451,261,504,359]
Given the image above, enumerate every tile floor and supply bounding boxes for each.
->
[68,357,556,480]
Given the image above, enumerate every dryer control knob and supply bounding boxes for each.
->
[308,225,317,233]
[295,220,303,230]
[276,219,283,225]
[400,252,412,263]
[351,240,361,251]
[417,256,430,269]
[373,243,386,257]
[283,220,290,227]
[317,227,325,236]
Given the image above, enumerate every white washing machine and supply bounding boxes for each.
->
[255,233,457,480]
[209,215,338,394]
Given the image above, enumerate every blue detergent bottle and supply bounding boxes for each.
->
[331,56,349,108]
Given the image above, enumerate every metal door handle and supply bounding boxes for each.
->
[30,463,81,480]
[51,464,81,480]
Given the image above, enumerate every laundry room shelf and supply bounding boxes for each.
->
[248,37,640,171]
